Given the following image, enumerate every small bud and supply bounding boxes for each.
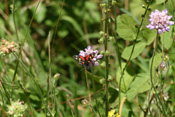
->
[107,8,111,12]
[164,55,169,61]
[54,73,60,81]
[105,50,109,56]
[100,61,106,67]
[148,8,151,11]
[132,34,136,39]
[10,4,13,11]
[100,51,105,55]
[99,78,105,84]
[159,61,166,71]
[108,75,112,81]
[142,4,145,8]
[141,14,145,19]
[100,3,107,8]
[103,10,107,13]
[108,17,114,23]
[104,33,108,37]
[99,31,105,36]
[112,0,117,5]
[108,36,114,41]
[98,38,104,43]
[135,24,138,28]
[81,99,89,105]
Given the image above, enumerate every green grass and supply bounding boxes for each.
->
[0,0,175,116]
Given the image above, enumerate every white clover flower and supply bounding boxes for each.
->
[146,9,174,34]
[7,100,27,117]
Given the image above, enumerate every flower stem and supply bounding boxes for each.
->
[149,32,167,116]
[118,1,151,112]
[104,0,111,116]
[84,67,93,114]
[12,0,20,83]
[162,33,164,57]
[91,68,101,117]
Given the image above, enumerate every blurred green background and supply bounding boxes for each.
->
[0,0,175,116]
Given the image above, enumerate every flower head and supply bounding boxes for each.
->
[0,39,18,56]
[78,46,103,68]
[146,9,174,34]
[108,109,115,117]
[108,109,120,117]
[7,100,27,117]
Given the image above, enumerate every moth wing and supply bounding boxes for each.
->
[73,55,80,61]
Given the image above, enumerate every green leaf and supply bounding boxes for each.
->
[126,73,151,101]
[116,63,135,92]
[121,41,147,60]
[33,4,46,23]
[160,26,174,50]
[165,0,175,15]
[156,0,165,4]
[142,28,157,45]
[117,14,142,41]
[61,16,84,36]
[149,53,162,69]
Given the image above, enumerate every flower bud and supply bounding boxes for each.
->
[135,24,138,28]
[112,0,117,5]
[108,17,114,23]
[99,31,105,36]
[105,50,109,56]
[103,10,107,13]
[100,61,106,67]
[108,75,113,81]
[159,61,166,71]
[81,99,89,105]
[163,55,169,62]
[98,38,104,44]
[142,4,145,8]
[108,36,114,41]
[107,8,111,12]
[54,73,60,81]
[99,78,105,84]
[100,51,105,55]
[100,3,107,8]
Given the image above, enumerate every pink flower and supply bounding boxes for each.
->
[146,9,174,34]
[78,46,103,67]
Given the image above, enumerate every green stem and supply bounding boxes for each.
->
[84,67,91,104]
[13,53,52,116]
[104,0,111,116]
[22,0,42,46]
[12,0,21,83]
[118,1,151,111]
[91,68,101,117]
[149,32,167,116]
[12,0,19,41]
[1,81,11,104]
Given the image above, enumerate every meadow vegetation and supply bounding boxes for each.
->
[0,0,175,116]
